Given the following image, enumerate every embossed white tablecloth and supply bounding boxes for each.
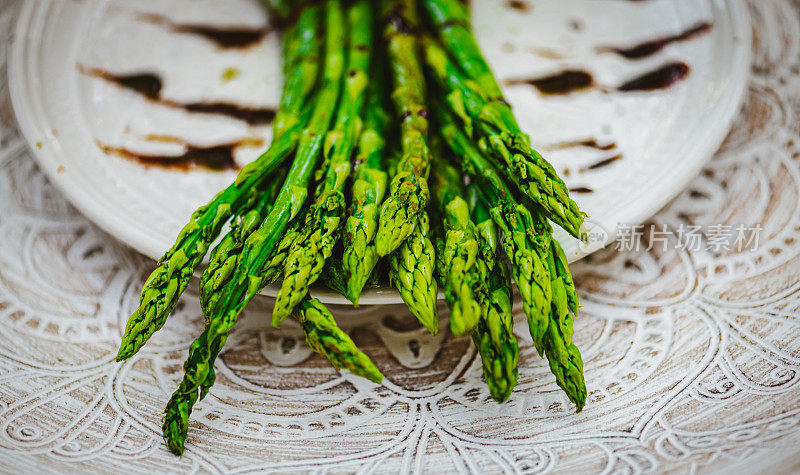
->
[2,1,800,473]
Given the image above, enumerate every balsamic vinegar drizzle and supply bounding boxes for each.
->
[507,70,594,95]
[97,137,263,171]
[598,22,712,60]
[545,139,617,152]
[617,62,690,92]
[507,62,691,95]
[179,103,276,125]
[81,67,276,126]
[545,139,622,174]
[584,154,623,171]
[99,142,237,170]
[138,12,270,49]
[98,72,162,100]
[88,5,701,180]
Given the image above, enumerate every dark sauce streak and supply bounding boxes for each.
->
[508,63,689,95]
[138,12,270,49]
[569,187,594,194]
[585,154,623,170]
[599,22,712,60]
[180,103,275,125]
[507,70,594,95]
[81,67,276,125]
[547,139,617,152]
[507,0,531,12]
[86,70,163,100]
[99,142,239,171]
[174,25,267,49]
[618,62,690,92]
[97,137,263,171]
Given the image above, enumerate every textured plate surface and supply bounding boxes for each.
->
[9,0,750,304]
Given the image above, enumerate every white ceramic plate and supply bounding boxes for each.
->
[9,0,750,305]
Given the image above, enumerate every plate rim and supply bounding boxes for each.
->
[8,0,752,306]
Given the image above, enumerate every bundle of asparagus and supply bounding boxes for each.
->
[117,0,588,455]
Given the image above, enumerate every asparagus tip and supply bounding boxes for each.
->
[115,345,133,362]
[491,391,512,404]
[424,320,439,336]
[162,420,187,456]
[346,291,361,308]
[363,367,384,385]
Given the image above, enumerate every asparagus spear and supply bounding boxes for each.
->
[541,229,585,410]
[389,212,439,334]
[272,0,374,325]
[295,297,384,383]
[115,9,322,362]
[271,2,324,139]
[544,317,586,411]
[342,77,391,305]
[422,36,586,239]
[431,142,518,399]
[375,0,433,257]
[467,185,499,269]
[472,259,519,403]
[553,236,580,317]
[199,173,285,316]
[437,107,551,353]
[213,0,346,318]
[440,106,584,408]
[419,0,502,98]
[429,150,482,337]
[466,190,519,402]
[196,215,307,402]
[162,1,346,455]
[234,4,323,189]
[431,231,480,337]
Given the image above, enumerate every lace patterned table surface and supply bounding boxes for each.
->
[2,1,800,473]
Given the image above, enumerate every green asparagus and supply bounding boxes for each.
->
[295,297,384,383]
[342,78,391,305]
[467,185,499,269]
[472,260,519,403]
[430,150,482,337]
[273,0,374,325]
[389,212,439,334]
[438,108,551,352]
[115,8,321,361]
[422,35,585,238]
[542,237,585,410]
[468,190,519,402]
[199,173,285,316]
[120,2,595,456]
[375,0,433,257]
[162,1,346,454]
